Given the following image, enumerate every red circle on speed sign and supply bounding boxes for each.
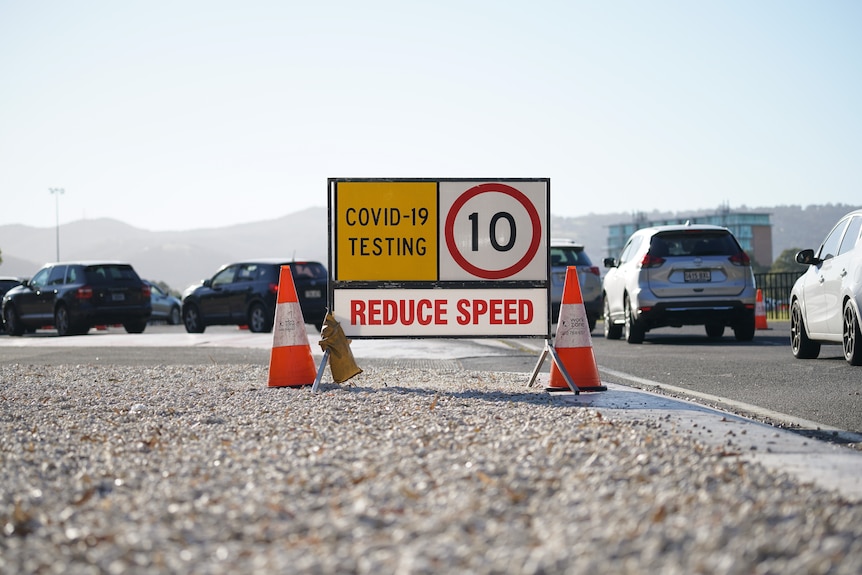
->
[444,183,542,279]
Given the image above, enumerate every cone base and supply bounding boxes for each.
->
[546,384,608,393]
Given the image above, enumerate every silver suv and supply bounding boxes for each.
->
[550,239,602,331]
[602,224,756,343]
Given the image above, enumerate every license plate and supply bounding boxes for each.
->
[684,270,711,282]
[111,292,126,301]
[304,290,322,299]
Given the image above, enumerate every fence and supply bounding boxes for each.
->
[754,271,805,320]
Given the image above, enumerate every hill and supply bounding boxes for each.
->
[1,203,859,293]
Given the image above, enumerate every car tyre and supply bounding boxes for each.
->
[623,296,644,344]
[168,306,181,325]
[248,302,273,333]
[790,300,820,359]
[705,323,725,339]
[183,304,205,333]
[123,320,147,334]
[733,314,756,342]
[55,305,85,336]
[842,301,862,366]
[4,305,24,336]
[603,297,622,340]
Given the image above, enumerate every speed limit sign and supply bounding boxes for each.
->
[329,177,550,338]
[439,180,548,281]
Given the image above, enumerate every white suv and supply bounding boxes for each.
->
[602,224,757,343]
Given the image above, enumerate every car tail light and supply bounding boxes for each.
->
[76,286,93,299]
[640,254,665,268]
[268,282,279,295]
[582,266,600,276]
[142,284,151,298]
[729,252,751,266]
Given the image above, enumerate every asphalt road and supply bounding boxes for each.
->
[1,320,860,438]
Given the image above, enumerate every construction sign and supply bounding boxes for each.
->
[328,178,550,339]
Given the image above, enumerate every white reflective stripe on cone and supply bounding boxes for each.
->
[554,303,592,348]
[272,302,308,348]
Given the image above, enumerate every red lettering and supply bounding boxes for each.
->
[489,299,503,324]
[351,300,366,325]
[400,300,415,325]
[472,299,488,324]
[383,300,398,325]
[435,299,447,324]
[505,299,517,324]
[520,299,533,323]
[367,299,382,325]
[456,299,470,325]
[418,299,432,325]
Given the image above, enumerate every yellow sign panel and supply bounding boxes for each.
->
[336,181,438,280]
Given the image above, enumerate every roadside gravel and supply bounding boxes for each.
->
[2,363,862,574]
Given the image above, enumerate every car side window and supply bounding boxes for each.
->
[237,264,258,282]
[211,266,238,288]
[29,268,51,290]
[66,266,81,284]
[619,236,643,265]
[817,219,850,261]
[47,265,67,286]
[837,216,862,256]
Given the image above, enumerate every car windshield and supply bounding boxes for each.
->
[550,247,591,267]
[649,232,739,257]
[84,264,140,283]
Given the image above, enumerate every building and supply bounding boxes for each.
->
[606,207,773,267]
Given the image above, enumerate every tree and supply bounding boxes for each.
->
[770,248,807,273]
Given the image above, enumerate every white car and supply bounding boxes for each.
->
[602,224,757,343]
[790,209,862,365]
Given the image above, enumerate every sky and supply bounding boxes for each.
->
[1,0,861,232]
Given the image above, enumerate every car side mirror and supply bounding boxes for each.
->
[795,249,820,266]
[603,257,617,268]
[202,279,212,288]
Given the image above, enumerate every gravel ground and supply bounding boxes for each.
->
[2,363,862,574]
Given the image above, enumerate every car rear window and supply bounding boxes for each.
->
[649,232,740,257]
[84,264,140,283]
[550,246,592,267]
[291,262,327,280]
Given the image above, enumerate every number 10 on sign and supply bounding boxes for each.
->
[440,181,548,281]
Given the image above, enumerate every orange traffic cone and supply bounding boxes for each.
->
[548,267,606,391]
[268,265,318,387]
[755,288,768,330]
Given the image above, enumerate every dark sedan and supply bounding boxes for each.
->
[181,259,328,333]
[2,262,152,336]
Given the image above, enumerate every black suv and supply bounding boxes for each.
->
[2,262,152,336]
[181,259,328,333]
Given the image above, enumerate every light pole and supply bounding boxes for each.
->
[48,188,64,261]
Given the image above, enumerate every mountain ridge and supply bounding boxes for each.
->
[1,204,859,293]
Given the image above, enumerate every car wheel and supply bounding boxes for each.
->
[123,320,147,334]
[842,301,862,366]
[183,304,205,333]
[603,296,622,340]
[790,300,820,359]
[55,305,74,336]
[248,302,273,333]
[705,323,725,338]
[623,296,644,344]
[168,306,181,326]
[4,306,24,336]
[733,314,756,342]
